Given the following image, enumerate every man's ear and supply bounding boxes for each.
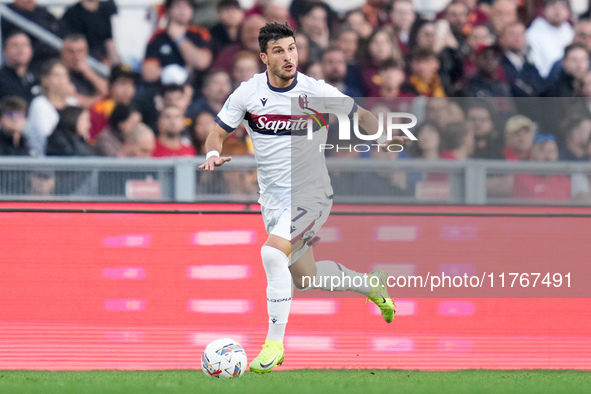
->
[260,52,268,66]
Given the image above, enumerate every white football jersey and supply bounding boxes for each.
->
[215,71,356,209]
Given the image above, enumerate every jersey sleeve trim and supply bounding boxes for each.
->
[348,102,358,119]
[214,116,234,133]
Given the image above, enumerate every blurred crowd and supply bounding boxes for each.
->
[2,0,591,201]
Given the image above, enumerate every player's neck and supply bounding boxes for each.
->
[266,70,296,90]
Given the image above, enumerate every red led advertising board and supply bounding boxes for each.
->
[0,203,589,370]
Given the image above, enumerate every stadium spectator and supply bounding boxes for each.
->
[188,70,232,118]
[409,20,436,52]
[306,61,323,80]
[541,43,590,98]
[488,0,518,36]
[580,70,591,115]
[299,3,330,63]
[344,9,373,41]
[377,59,416,98]
[142,0,212,83]
[513,133,572,200]
[499,22,544,97]
[463,44,511,97]
[295,32,310,72]
[443,1,469,46]
[24,59,77,155]
[559,114,591,161]
[320,48,362,97]
[463,24,495,79]
[153,105,195,157]
[405,120,442,160]
[362,28,403,97]
[547,20,591,81]
[212,14,266,75]
[95,104,142,157]
[0,0,61,72]
[289,0,336,28]
[390,0,419,54]
[408,48,446,97]
[60,0,120,65]
[209,0,244,57]
[526,0,574,79]
[61,34,109,109]
[503,114,536,160]
[263,3,291,24]
[120,123,156,158]
[362,0,390,28]
[439,121,474,160]
[28,169,55,196]
[466,101,504,159]
[232,51,260,87]
[332,25,365,95]
[436,0,489,30]
[0,32,38,103]
[89,65,138,141]
[0,96,31,156]
[46,106,95,156]
[137,64,193,133]
[192,111,215,155]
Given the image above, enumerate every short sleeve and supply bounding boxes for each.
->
[215,83,247,132]
[144,39,161,63]
[322,81,357,119]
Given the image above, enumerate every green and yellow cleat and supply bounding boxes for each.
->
[367,269,396,323]
[249,339,285,374]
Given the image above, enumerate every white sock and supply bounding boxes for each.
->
[304,260,371,296]
[261,245,292,343]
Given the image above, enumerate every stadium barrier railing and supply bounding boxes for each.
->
[2,156,591,205]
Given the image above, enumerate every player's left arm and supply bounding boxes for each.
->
[356,106,411,146]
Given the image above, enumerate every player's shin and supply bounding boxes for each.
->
[261,245,292,342]
[302,260,371,296]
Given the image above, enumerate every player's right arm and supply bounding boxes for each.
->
[198,124,233,171]
[198,81,248,171]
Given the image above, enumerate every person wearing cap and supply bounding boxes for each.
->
[60,0,120,65]
[136,64,193,133]
[504,114,536,161]
[142,0,212,84]
[209,0,244,57]
[89,65,138,141]
[463,43,511,97]
[526,0,574,79]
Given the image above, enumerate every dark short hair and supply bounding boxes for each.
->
[409,47,438,62]
[57,106,85,133]
[0,96,28,117]
[39,58,65,79]
[259,22,296,53]
[380,58,403,72]
[165,0,196,11]
[2,30,30,47]
[564,42,588,58]
[109,104,137,130]
[63,33,87,44]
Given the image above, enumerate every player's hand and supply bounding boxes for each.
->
[390,136,412,146]
[198,156,232,171]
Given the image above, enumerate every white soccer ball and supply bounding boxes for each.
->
[201,338,248,378]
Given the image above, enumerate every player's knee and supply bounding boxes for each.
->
[261,245,289,275]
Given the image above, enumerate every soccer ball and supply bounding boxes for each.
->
[201,338,248,378]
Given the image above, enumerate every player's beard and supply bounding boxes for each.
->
[270,61,297,82]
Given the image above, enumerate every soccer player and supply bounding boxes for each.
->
[199,22,407,374]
